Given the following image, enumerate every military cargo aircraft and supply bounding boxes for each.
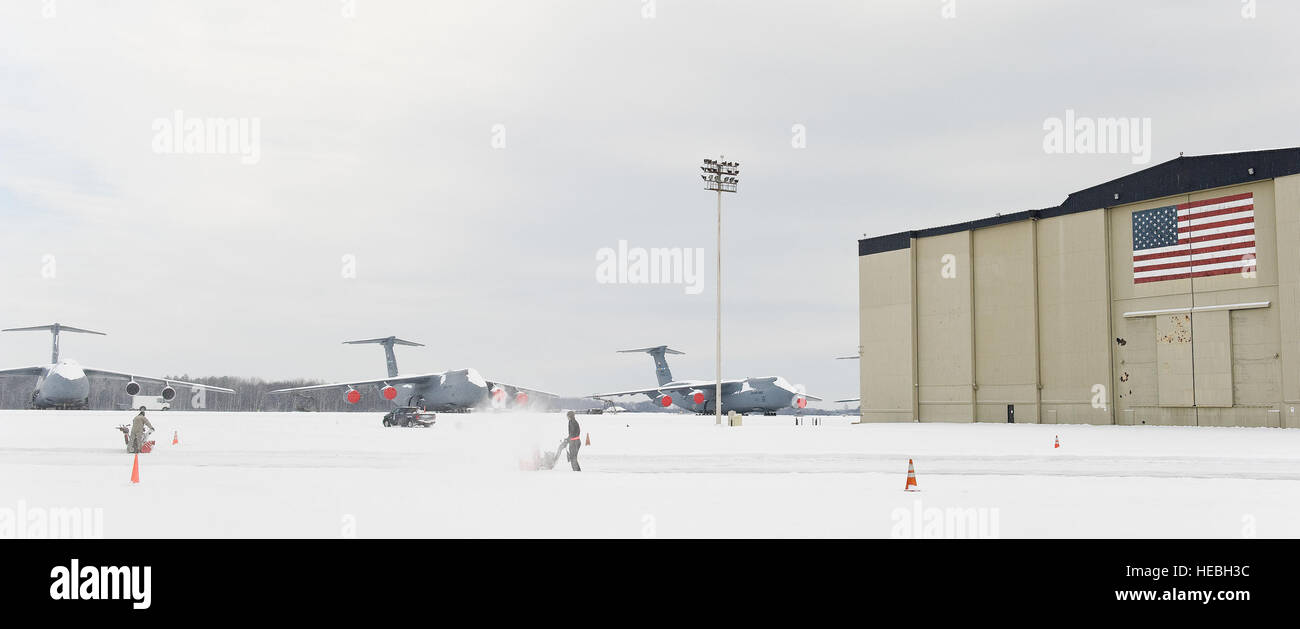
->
[0,323,235,409]
[587,346,821,415]
[266,336,556,412]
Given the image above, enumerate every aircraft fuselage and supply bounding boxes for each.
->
[384,368,491,411]
[661,376,807,414]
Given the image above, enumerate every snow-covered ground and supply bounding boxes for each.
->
[2,410,1299,538]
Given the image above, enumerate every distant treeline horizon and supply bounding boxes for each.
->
[0,375,857,415]
[0,375,647,413]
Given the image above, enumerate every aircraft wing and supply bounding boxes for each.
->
[80,367,236,393]
[0,366,46,378]
[485,380,561,399]
[587,380,747,400]
[266,373,441,394]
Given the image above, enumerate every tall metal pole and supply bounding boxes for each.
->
[1187,227,1198,427]
[716,187,723,427]
[700,156,738,426]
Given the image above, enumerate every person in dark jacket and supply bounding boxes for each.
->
[563,410,581,471]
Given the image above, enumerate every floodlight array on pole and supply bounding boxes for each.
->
[701,158,740,193]
[700,156,740,427]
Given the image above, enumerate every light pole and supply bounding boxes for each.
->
[700,156,740,427]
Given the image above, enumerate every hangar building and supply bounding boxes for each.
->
[857,148,1300,428]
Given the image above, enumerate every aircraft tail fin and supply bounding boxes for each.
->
[2,323,106,363]
[617,346,684,387]
[343,336,424,378]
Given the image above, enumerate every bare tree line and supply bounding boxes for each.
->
[0,375,598,413]
[0,376,391,412]
[0,376,854,414]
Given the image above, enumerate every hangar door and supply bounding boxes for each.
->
[1150,311,1232,407]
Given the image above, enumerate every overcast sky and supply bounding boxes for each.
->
[2,1,1298,404]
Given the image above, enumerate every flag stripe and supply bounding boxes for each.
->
[1135,259,1255,280]
[1135,265,1253,284]
[1133,241,1256,266]
[1176,192,1254,210]
[1183,223,1257,241]
[1176,204,1254,222]
[1177,214,1254,234]
[1132,233,1255,260]
[1186,227,1253,245]
[1134,248,1255,273]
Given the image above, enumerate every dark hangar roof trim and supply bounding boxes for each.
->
[858,147,1300,257]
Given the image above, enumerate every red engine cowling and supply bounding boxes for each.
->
[381,385,397,401]
[346,389,361,404]
[689,389,705,405]
[488,386,507,409]
[656,394,674,408]
[515,391,529,406]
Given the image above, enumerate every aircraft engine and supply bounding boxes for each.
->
[160,386,176,401]
[346,388,361,404]
[790,384,809,409]
[514,391,529,406]
[655,394,673,408]
[125,380,141,396]
[689,389,706,405]
[381,385,397,401]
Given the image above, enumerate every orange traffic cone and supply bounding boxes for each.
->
[585,433,591,446]
[129,454,140,484]
[1054,435,1059,449]
[172,431,179,446]
[904,459,919,492]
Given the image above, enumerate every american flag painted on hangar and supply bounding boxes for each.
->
[1131,192,1256,284]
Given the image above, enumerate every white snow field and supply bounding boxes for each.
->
[3,409,1300,538]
